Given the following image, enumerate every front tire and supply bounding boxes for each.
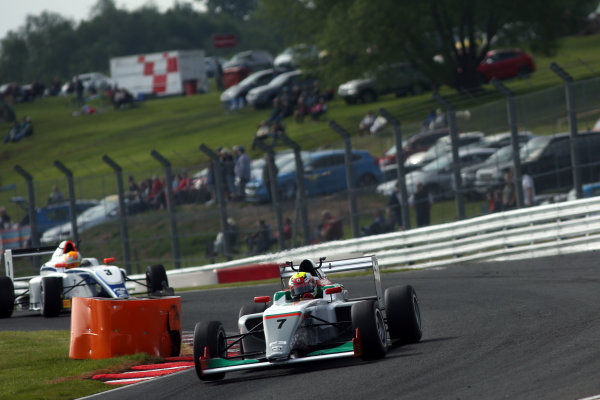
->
[193,321,227,381]
[0,277,15,318]
[352,301,387,360]
[40,277,62,318]
[385,285,422,344]
[146,264,170,296]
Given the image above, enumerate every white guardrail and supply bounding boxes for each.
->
[128,196,600,288]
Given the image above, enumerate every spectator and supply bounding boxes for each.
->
[253,121,271,146]
[233,145,251,200]
[246,219,275,255]
[502,169,516,210]
[0,206,11,229]
[2,121,20,143]
[370,113,388,136]
[270,121,286,145]
[486,187,503,213]
[47,185,65,205]
[310,97,327,121]
[266,97,285,124]
[219,147,236,200]
[361,209,388,236]
[215,58,224,91]
[275,216,293,248]
[113,88,134,109]
[409,182,433,227]
[522,171,535,206]
[429,108,446,130]
[174,170,192,204]
[295,96,310,123]
[359,110,375,136]
[148,175,166,209]
[388,181,403,229]
[74,76,84,105]
[128,175,140,196]
[213,217,239,256]
[422,109,436,130]
[316,210,342,242]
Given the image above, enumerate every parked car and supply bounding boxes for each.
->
[378,128,449,170]
[11,197,99,237]
[337,63,431,105]
[477,131,536,149]
[273,44,320,71]
[220,69,276,108]
[222,50,274,89]
[385,132,485,180]
[40,196,122,244]
[475,131,600,195]
[245,149,383,203]
[477,49,535,82]
[246,70,315,109]
[377,147,496,198]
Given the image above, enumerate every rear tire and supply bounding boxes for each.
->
[193,321,227,381]
[352,301,387,360]
[385,285,422,344]
[0,277,15,318]
[146,264,170,296]
[40,277,62,318]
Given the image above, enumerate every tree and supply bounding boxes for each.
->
[260,0,596,90]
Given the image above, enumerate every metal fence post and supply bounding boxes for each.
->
[253,140,285,250]
[491,79,524,208]
[279,133,311,245]
[199,145,231,261]
[550,62,583,199]
[101,155,132,273]
[53,161,79,246]
[150,150,181,269]
[329,120,359,237]
[13,165,40,272]
[379,109,410,230]
[433,94,465,220]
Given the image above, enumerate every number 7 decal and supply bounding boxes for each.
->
[277,319,286,329]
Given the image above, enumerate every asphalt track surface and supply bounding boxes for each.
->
[4,253,600,400]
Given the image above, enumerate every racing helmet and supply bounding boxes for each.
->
[63,250,81,269]
[289,272,317,300]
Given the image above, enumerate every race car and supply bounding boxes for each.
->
[0,241,173,318]
[193,255,422,381]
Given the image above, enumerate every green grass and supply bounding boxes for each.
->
[0,331,163,400]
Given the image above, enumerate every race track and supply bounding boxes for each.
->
[5,252,600,400]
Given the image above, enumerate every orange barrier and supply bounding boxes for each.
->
[216,263,280,284]
[69,296,181,360]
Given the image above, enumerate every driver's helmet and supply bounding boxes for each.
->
[63,250,81,269]
[289,272,317,300]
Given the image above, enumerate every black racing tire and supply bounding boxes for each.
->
[385,285,423,344]
[40,277,62,318]
[146,264,169,296]
[0,277,15,318]
[351,300,387,360]
[193,321,227,381]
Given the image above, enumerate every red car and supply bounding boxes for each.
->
[477,49,535,82]
[378,128,449,169]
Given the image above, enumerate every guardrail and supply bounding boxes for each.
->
[125,196,600,288]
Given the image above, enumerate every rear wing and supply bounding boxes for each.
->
[279,255,384,311]
[4,246,56,281]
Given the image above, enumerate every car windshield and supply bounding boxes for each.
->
[277,152,310,174]
[520,136,550,162]
[269,72,297,87]
[239,71,270,86]
[486,145,513,164]
[78,198,117,221]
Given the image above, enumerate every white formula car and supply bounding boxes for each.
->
[193,255,422,381]
[0,241,173,318]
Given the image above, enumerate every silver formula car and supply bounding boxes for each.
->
[193,255,422,381]
[0,241,173,318]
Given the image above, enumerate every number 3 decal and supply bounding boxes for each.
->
[277,319,286,329]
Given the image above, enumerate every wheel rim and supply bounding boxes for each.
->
[375,308,386,345]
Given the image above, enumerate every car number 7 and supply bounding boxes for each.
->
[277,319,286,329]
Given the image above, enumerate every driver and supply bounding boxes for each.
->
[289,271,318,300]
[42,240,81,271]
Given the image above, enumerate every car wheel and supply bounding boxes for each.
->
[352,300,387,360]
[193,321,227,381]
[385,285,422,344]
[40,277,62,318]
[239,303,267,357]
[357,174,378,188]
[146,264,169,296]
[360,89,377,103]
[0,277,15,318]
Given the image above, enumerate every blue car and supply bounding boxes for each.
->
[244,149,383,202]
